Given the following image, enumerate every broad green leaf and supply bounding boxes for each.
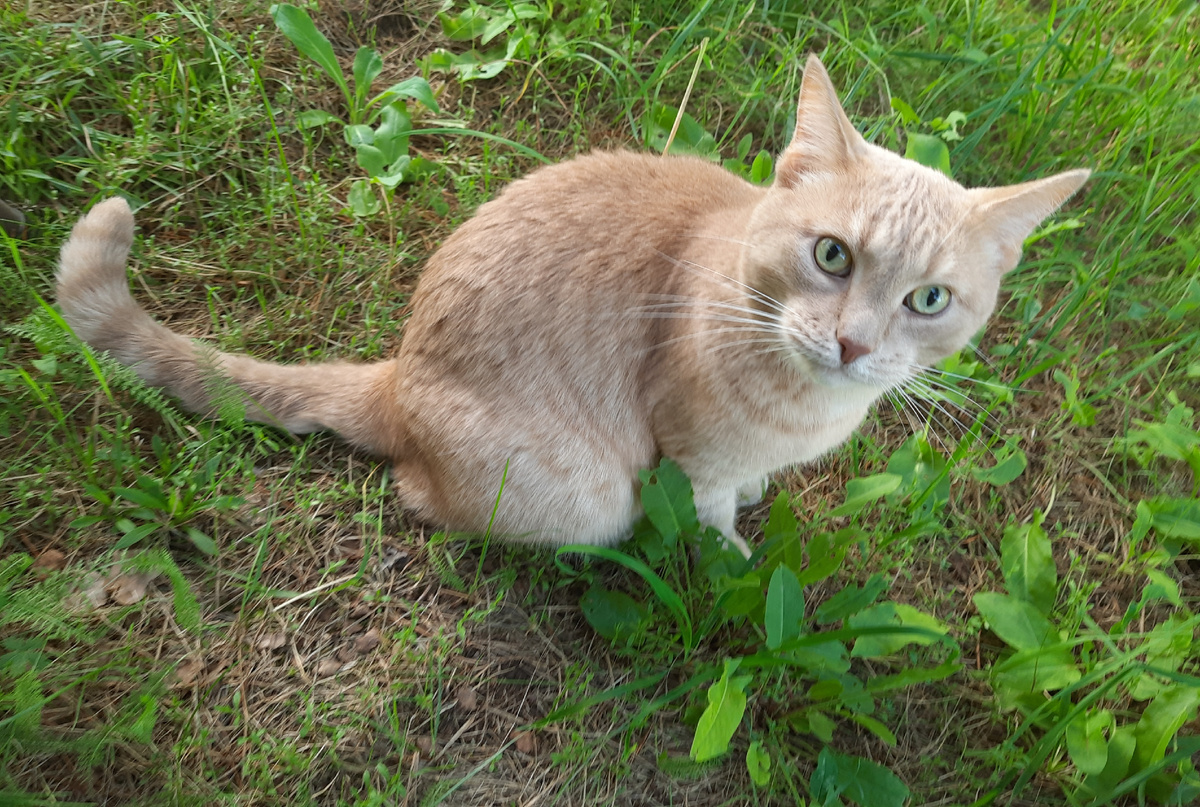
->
[807,709,836,742]
[816,573,887,624]
[354,144,387,177]
[971,445,1027,486]
[420,47,509,81]
[347,180,380,216]
[745,740,770,786]
[715,571,764,618]
[798,528,858,585]
[789,640,851,675]
[437,7,490,40]
[559,544,692,650]
[885,434,949,513]
[736,133,753,161]
[833,674,874,714]
[1131,685,1200,773]
[866,659,962,693]
[1000,514,1056,614]
[1143,568,1181,607]
[750,150,773,184]
[904,131,952,176]
[31,355,56,376]
[850,713,897,746]
[1080,726,1137,802]
[373,102,412,165]
[890,97,920,125]
[344,124,374,147]
[114,522,159,550]
[482,4,542,44]
[270,4,348,98]
[973,591,1058,652]
[638,458,699,546]
[811,746,910,807]
[850,603,947,658]
[764,565,804,650]
[1066,709,1113,776]
[580,586,644,641]
[1144,496,1200,540]
[991,646,1081,706]
[184,528,217,557]
[296,109,342,129]
[808,677,842,702]
[690,658,751,762]
[373,76,441,113]
[479,9,519,44]
[643,105,719,159]
[1129,612,1195,700]
[113,485,168,512]
[351,47,384,113]
[375,156,412,190]
[763,493,801,571]
[830,473,901,517]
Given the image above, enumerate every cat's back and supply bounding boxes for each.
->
[398,150,761,367]
[392,150,761,422]
[420,150,760,290]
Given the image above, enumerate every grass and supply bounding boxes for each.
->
[1,0,1198,804]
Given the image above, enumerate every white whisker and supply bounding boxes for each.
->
[654,250,795,319]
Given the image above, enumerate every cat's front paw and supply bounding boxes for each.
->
[736,477,769,507]
[723,531,752,558]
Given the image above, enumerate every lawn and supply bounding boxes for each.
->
[1,1,1197,805]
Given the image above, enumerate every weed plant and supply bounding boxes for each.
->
[0,1,1197,805]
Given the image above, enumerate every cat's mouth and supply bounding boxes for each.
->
[785,333,889,391]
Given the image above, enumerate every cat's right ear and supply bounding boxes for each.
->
[775,55,868,188]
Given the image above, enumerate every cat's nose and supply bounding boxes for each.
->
[838,337,871,364]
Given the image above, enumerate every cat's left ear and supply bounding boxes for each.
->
[968,169,1091,268]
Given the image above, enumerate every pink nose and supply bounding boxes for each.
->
[839,337,870,364]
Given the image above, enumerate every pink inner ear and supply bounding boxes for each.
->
[968,169,1090,260]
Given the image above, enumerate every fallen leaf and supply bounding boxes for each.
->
[32,549,67,572]
[456,684,478,711]
[336,645,358,663]
[514,731,536,754]
[174,658,204,688]
[108,570,160,605]
[353,627,381,655]
[315,658,342,677]
[256,633,286,652]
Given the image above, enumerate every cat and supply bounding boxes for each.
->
[55,55,1088,556]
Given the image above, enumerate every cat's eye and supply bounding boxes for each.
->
[813,237,852,277]
[906,285,952,315]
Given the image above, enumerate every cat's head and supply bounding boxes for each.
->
[742,55,1088,392]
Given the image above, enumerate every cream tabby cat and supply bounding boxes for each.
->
[56,56,1088,555]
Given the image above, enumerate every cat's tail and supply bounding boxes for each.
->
[56,197,402,455]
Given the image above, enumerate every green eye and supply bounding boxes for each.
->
[814,236,852,277]
[906,285,952,315]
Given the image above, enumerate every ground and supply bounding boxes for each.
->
[1,1,1198,805]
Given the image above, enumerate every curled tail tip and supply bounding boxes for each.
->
[56,197,144,348]
[69,196,134,244]
[57,196,135,286]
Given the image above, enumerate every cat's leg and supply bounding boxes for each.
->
[692,485,752,557]
[393,395,648,546]
[736,477,769,507]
